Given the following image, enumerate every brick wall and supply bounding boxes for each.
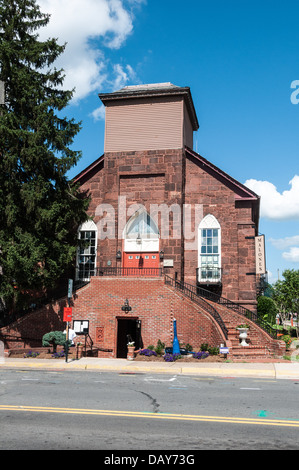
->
[0,278,225,356]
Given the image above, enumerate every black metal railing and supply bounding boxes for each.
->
[0,279,89,329]
[77,266,164,279]
[194,283,278,340]
[196,267,222,284]
[164,274,228,340]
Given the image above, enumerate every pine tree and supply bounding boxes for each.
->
[0,0,89,311]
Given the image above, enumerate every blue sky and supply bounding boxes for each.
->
[38,0,299,284]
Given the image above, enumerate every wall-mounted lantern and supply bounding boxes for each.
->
[121,299,132,314]
[159,250,164,260]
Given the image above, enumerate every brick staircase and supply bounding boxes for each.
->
[223,319,276,359]
[205,300,285,359]
[165,275,286,360]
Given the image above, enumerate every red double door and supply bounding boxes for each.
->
[123,252,160,276]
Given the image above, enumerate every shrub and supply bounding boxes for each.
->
[257,296,278,324]
[154,339,165,356]
[42,331,69,353]
[281,335,292,350]
[200,343,219,355]
[208,346,220,355]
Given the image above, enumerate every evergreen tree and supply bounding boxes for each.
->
[0,0,89,311]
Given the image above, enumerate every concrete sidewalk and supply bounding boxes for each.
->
[2,357,299,380]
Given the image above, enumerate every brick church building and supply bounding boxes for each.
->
[1,83,285,359]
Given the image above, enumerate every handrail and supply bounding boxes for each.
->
[193,282,278,340]
[0,279,89,329]
[94,267,163,277]
[164,274,228,340]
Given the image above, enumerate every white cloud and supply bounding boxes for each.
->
[269,235,299,263]
[90,104,105,122]
[269,235,299,250]
[38,0,142,102]
[282,247,299,262]
[244,175,299,220]
[89,63,137,121]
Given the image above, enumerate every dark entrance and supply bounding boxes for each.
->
[116,318,142,358]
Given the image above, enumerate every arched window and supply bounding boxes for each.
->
[77,220,98,280]
[123,209,160,252]
[198,215,221,283]
[125,209,159,239]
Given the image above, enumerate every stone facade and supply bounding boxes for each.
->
[1,83,271,359]
[76,145,259,311]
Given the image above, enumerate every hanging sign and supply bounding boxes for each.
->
[255,235,266,274]
[63,307,72,322]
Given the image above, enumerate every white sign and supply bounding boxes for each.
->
[73,320,89,335]
[220,347,229,354]
[255,235,266,274]
[163,259,174,267]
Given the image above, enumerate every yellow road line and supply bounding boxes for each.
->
[1,405,299,428]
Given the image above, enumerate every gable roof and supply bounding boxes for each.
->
[73,154,104,185]
[74,148,260,202]
[185,146,260,201]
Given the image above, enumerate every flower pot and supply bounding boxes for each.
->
[76,344,84,359]
[237,328,249,347]
[127,346,135,361]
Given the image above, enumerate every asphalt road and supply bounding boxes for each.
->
[0,369,299,451]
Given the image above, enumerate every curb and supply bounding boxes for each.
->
[0,358,285,379]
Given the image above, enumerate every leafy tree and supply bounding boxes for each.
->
[272,270,299,330]
[257,295,278,325]
[0,0,89,311]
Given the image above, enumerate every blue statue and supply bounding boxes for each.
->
[172,318,180,354]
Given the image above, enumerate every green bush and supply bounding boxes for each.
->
[257,296,278,324]
[281,335,292,350]
[154,339,165,356]
[42,331,69,353]
[208,346,219,355]
[200,343,219,355]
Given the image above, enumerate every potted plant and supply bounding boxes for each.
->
[236,324,250,346]
[76,342,84,359]
[127,341,135,361]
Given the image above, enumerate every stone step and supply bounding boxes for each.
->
[231,345,273,358]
